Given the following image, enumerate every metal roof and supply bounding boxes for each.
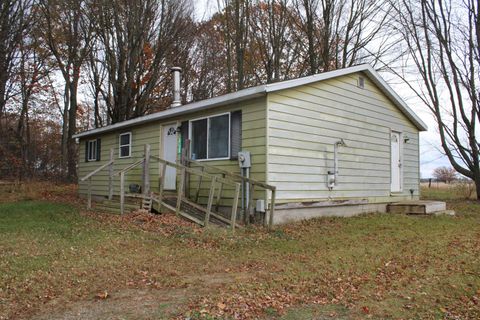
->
[73,64,427,139]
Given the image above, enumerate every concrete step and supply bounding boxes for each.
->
[388,200,447,215]
[433,210,456,216]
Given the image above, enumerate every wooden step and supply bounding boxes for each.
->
[93,198,141,214]
[142,196,153,212]
[387,201,447,215]
[94,205,136,214]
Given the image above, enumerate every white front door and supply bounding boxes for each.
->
[391,132,402,192]
[162,124,177,190]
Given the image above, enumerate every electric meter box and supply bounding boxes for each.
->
[238,151,251,168]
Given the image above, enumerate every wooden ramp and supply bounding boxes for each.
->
[80,144,278,229]
[160,196,235,228]
[387,200,452,215]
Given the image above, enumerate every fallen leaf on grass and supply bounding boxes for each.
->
[95,291,108,300]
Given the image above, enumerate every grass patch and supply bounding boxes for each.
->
[0,185,479,319]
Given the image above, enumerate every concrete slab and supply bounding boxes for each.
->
[433,210,456,216]
[387,200,446,215]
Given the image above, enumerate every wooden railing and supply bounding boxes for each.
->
[150,155,241,230]
[79,144,275,229]
[79,149,115,209]
[185,159,277,228]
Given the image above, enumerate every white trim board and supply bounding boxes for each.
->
[73,64,427,139]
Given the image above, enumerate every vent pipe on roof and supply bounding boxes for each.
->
[170,67,182,108]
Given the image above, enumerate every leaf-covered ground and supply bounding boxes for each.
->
[0,184,479,319]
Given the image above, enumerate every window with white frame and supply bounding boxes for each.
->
[87,140,97,161]
[190,113,230,160]
[119,132,132,158]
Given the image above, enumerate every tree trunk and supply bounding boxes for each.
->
[61,82,69,177]
[0,75,6,119]
[474,171,480,201]
[235,0,245,90]
[67,81,78,182]
[305,3,316,75]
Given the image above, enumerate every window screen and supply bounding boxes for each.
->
[191,119,207,160]
[208,114,229,158]
[87,140,97,161]
[119,133,131,158]
[190,113,230,160]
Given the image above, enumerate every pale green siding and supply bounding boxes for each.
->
[77,97,267,205]
[78,122,161,196]
[179,98,267,205]
[78,72,422,209]
[266,72,420,203]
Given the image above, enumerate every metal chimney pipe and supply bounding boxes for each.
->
[170,67,182,108]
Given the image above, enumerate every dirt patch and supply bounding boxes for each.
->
[30,272,252,320]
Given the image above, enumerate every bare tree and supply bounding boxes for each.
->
[248,0,302,83]
[217,0,251,91]
[433,166,458,184]
[39,0,94,180]
[15,27,51,177]
[0,0,33,120]
[93,0,193,123]
[391,0,480,199]
[292,0,393,74]
[190,16,230,100]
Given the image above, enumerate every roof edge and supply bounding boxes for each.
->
[73,85,266,139]
[74,64,427,139]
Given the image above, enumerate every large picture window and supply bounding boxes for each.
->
[119,132,132,158]
[190,113,230,160]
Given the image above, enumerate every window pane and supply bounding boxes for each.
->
[89,141,96,160]
[120,134,130,146]
[191,119,207,160]
[208,114,229,158]
[120,146,130,157]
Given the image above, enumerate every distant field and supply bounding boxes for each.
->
[0,183,479,319]
[421,182,477,201]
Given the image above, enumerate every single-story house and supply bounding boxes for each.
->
[73,64,427,224]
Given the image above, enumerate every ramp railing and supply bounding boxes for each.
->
[185,159,276,228]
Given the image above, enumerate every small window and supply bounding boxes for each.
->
[87,140,97,161]
[358,76,365,89]
[119,132,132,158]
[190,113,230,160]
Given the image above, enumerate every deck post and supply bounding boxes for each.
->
[263,189,269,227]
[231,183,240,231]
[143,144,151,195]
[176,168,185,216]
[108,148,114,200]
[246,183,255,225]
[158,162,167,211]
[87,177,92,209]
[205,176,216,227]
[215,173,225,211]
[120,171,125,214]
[183,140,190,198]
[269,188,276,229]
[195,166,204,202]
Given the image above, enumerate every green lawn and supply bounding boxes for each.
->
[0,189,479,319]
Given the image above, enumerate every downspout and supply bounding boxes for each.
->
[328,139,347,190]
